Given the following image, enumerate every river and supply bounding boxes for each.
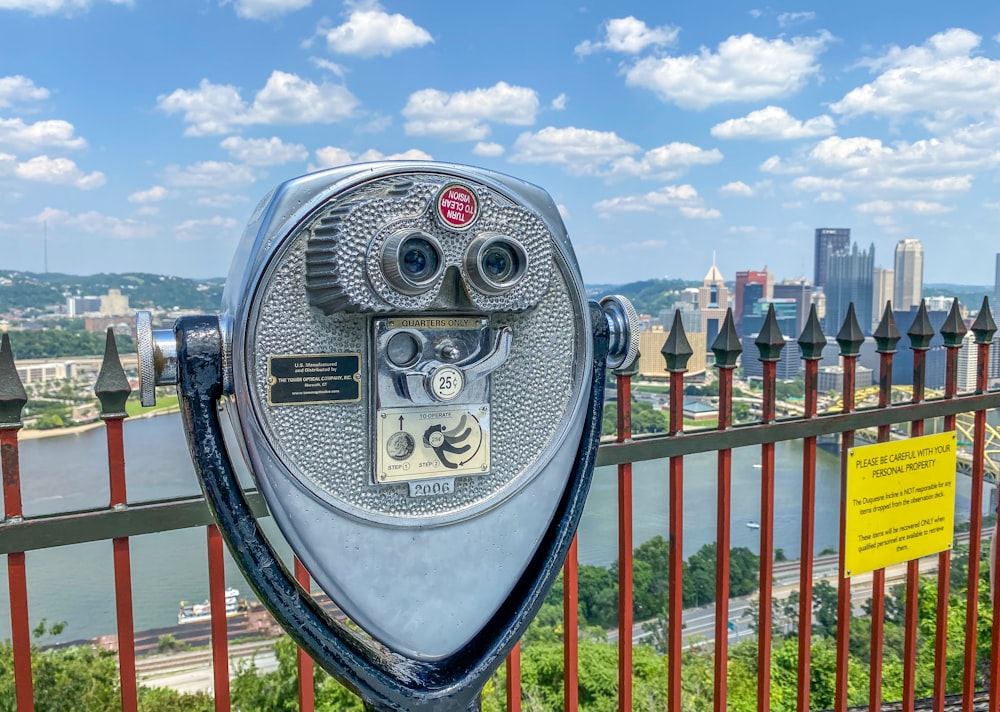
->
[0,411,995,643]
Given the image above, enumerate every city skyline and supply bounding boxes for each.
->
[0,3,999,285]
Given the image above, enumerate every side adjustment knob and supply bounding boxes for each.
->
[136,310,178,407]
[600,295,640,370]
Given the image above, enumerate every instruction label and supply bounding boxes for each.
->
[267,354,361,405]
[844,431,957,577]
[375,404,490,486]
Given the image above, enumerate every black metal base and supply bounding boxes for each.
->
[173,302,609,711]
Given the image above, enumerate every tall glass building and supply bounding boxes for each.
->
[825,242,875,336]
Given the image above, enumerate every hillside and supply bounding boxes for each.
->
[0,272,225,312]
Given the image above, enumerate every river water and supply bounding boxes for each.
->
[0,411,994,643]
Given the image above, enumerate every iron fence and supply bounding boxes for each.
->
[1,297,999,712]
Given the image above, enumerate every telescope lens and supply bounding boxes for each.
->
[401,237,439,281]
[465,235,527,295]
[380,230,444,296]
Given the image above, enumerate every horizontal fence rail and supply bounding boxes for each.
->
[0,297,999,711]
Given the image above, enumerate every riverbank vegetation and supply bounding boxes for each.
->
[1,541,991,710]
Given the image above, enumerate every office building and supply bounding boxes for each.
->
[893,239,924,311]
[825,242,875,337]
[739,335,802,380]
[741,298,798,339]
[734,269,769,331]
[814,228,851,289]
[698,261,730,350]
[872,266,894,319]
[636,329,707,378]
[773,279,812,336]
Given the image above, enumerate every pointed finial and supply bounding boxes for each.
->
[711,308,742,368]
[873,302,901,354]
[661,310,693,373]
[754,304,786,362]
[971,296,997,345]
[939,299,967,348]
[907,300,934,351]
[0,333,28,428]
[797,304,827,361]
[94,328,132,419]
[836,303,865,357]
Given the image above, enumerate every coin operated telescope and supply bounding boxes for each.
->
[136,162,638,710]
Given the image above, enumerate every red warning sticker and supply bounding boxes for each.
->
[436,184,478,229]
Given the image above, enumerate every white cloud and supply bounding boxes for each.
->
[309,57,347,78]
[164,160,257,189]
[128,185,167,203]
[0,0,131,15]
[472,142,504,157]
[575,16,679,56]
[856,199,953,215]
[777,11,815,27]
[625,31,832,109]
[610,142,723,179]
[403,82,538,141]
[0,75,49,107]
[832,29,1000,126]
[230,0,310,20]
[196,193,249,208]
[11,155,104,189]
[323,7,432,58]
[175,215,240,241]
[510,126,638,176]
[729,225,759,233]
[311,146,432,170]
[157,71,358,136]
[809,135,996,175]
[720,181,754,196]
[220,136,308,166]
[594,184,721,220]
[551,93,568,111]
[31,207,155,240]
[711,106,835,140]
[0,117,86,150]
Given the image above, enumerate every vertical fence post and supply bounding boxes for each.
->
[969,299,998,712]
[835,304,864,712]
[0,333,34,712]
[940,301,967,712]
[754,304,786,712]
[661,311,692,712]
[505,642,521,712]
[208,524,231,711]
[870,303,901,712]
[614,352,638,712]
[903,301,934,712]
[293,557,315,712]
[94,329,138,712]
[711,310,740,712]
[796,305,827,712]
[563,533,579,712]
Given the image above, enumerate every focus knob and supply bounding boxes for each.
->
[135,310,178,407]
[600,295,640,370]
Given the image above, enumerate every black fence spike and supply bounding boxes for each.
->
[835,303,865,357]
[661,309,693,373]
[711,308,742,369]
[94,328,132,419]
[754,303,786,362]
[907,300,934,351]
[0,333,28,428]
[971,296,997,345]
[797,304,826,361]
[939,298,967,348]
[872,301,901,354]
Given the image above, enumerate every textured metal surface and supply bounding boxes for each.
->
[136,311,156,407]
[174,308,610,711]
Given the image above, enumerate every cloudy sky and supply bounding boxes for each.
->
[1,0,999,287]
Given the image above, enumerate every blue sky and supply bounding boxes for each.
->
[1,0,1000,286]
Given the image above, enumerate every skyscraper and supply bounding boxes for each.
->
[825,242,875,336]
[734,269,769,331]
[773,279,812,336]
[872,266,894,323]
[698,260,730,350]
[893,238,924,312]
[814,228,851,290]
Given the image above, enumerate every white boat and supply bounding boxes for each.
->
[746,521,761,529]
[752,463,763,469]
[178,587,243,624]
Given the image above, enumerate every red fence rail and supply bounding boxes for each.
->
[1,298,1000,710]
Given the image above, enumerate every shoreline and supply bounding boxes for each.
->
[17,407,180,441]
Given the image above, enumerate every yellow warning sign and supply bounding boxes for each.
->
[844,431,957,577]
